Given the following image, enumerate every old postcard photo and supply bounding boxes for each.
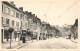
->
[0,0,79,50]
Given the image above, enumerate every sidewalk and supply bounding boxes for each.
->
[15,40,38,49]
[2,39,36,49]
[2,40,22,49]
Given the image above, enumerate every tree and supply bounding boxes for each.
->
[8,27,14,33]
[8,27,14,48]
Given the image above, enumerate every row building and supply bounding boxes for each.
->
[1,1,55,43]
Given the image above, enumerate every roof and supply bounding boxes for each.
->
[2,1,23,13]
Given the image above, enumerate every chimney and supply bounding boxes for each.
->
[19,7,23,11]
[29,12,32,14]
[36,16,37,17]
[10,1,15,6]
[33,14,35,17]
[13,4,15,6]
[25,11,28,14]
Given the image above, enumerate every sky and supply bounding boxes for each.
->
[3,0,80,27]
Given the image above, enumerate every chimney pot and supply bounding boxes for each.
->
[19,7,23,11]
[29,12,32,14]
[33,14,35,16]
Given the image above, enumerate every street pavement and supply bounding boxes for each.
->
[2,38,36,49]
[2,37,77,49]
[19,37,77,49]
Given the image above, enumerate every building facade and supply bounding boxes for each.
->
[1,1,22,42]
[1,1,55,43]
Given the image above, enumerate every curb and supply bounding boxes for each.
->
[16,44,27,49]
[13,42,27,49]
[14,41,32,49]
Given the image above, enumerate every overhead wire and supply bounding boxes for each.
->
[44,1,53,17]
[44,0,79,26]
[58,0,79,26]
[58,1,78,18]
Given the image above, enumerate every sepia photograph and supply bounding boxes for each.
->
[1,0,79,50]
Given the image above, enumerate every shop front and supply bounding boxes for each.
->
[1,24,10,43]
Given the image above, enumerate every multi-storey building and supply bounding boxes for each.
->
[34,16,41,40]
[1,1,22,42]
[1,1,29,43]
[26,13,41,40]
[39,22,49,40]
[19,8,28,30]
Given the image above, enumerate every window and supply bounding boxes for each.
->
[2,5,6,12]
[11,10,15,16]
[12,20,14,26]
[16,13,19,18]
[6,18,9,25]
[26,16,28,20]
[2,17,3,24]
[25,16,26,20]
[13,11,15,16]
[16,22,19,27]
[23,17,24,20]
[21,21,22,27]
[20,14,22,19]
[6,7,10,14]
[25,23,27,27]
[18,22,19,27]
[2,5,3,12]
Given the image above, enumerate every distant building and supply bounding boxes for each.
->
[71,19,78,39]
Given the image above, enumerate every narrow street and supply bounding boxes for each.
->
[1,1,78,49]
[19,37,77,49]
